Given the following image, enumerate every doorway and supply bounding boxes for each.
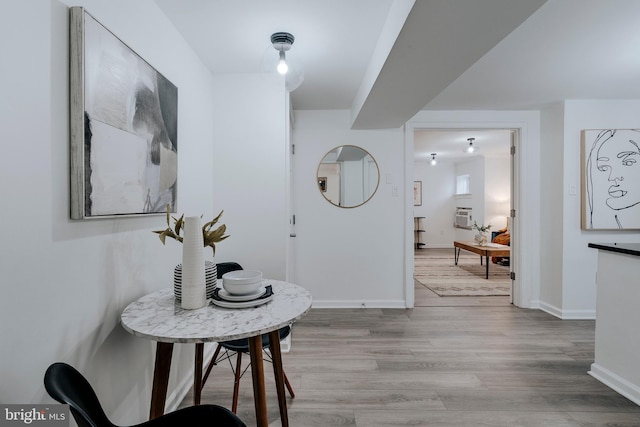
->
[405,124,523,308]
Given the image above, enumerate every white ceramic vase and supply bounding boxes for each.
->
[474,232,488,246]
[180,216,207,309]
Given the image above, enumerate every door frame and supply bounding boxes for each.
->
[405,116,541,309]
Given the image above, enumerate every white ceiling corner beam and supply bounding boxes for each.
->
[350,0,416,127]
[350,0,547,130]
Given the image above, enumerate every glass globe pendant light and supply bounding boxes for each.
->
[270,32,304,91]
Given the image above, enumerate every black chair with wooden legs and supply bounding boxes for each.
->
[200,262,295,413]
[202,325,295,413]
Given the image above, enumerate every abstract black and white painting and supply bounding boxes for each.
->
[581,129,640,230]
[70,7,177,219]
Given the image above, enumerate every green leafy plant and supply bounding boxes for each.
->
[472,221,491,233]
[153,204,229,255]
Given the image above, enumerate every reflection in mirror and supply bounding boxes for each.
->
[317,145,380,208]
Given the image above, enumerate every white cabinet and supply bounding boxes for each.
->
[588,243,640,406]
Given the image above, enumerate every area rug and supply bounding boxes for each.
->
[414,250,510,296]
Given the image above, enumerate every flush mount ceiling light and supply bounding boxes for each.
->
[270,32,304,92]
[430,153,437,166]
[271,32,294,75]
[465,137,476,154]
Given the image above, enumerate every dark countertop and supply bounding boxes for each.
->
[588,243,640,257]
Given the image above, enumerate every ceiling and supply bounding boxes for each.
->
[414,130,511,164]
[154,0,640,159]
[153,0,398,111]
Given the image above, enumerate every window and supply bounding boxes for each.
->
[456,174,470,195]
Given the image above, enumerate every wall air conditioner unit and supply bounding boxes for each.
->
[455,207,472,229]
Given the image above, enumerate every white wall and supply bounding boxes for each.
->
[1,0,210,417]
[453,157,485,241]
[292,110,405,307]
[415,155,509,247]
[543,100,640,318]
[484,156,511,231]
[210,74,288,280]
[0,1,287,423]
[539,103,565,313]
[413,160,456,247]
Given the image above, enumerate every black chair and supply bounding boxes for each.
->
[201,263,295,413]
[216,262,244,279]
[44,362,246,427]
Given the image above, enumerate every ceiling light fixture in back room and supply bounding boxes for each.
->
[270,32,304,92]
[465,137,476,154]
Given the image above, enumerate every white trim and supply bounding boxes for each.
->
[560,309,596,320]
[405,111,541,309]
[422,244,454,249]
[165,372,193,413]
[404,124,414,308]
[539,301,595,319]
[589,363,640,406]
[165,344,217,412]
[538,301,563,318]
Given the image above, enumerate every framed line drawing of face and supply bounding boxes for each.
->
[581,129,640,230]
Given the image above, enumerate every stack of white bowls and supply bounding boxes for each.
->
[221,270,263,296]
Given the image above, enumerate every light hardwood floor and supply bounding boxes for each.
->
[182,250,640,426]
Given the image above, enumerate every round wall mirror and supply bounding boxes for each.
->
[317,145,380,208]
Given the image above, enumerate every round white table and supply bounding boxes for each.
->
[121,280,312,427]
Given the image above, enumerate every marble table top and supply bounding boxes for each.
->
[121,280,312,343]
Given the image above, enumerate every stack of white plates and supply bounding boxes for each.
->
[174,261,217,302]
[211,284,273,309]
[210,270,273,308]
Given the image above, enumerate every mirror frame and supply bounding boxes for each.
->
[316,145,380,208]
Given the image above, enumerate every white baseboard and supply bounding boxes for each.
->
[165,371,194,413]
[589,363,640,406]
[164,344,217,412]
[311,299,407,309]
[539,301,595,320]
[560,309,595,320]
[538,301,562,318]
[421,244,454,249]
[520,299,541,310]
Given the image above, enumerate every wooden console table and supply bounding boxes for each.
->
[453,241,510,279]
